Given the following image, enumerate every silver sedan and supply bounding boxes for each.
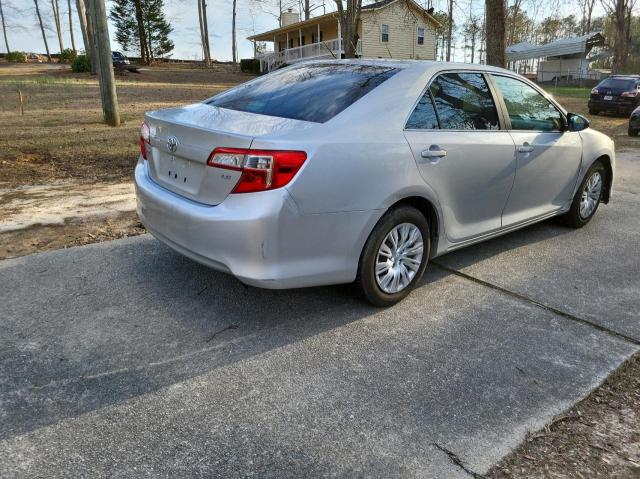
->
[135,60,615,306]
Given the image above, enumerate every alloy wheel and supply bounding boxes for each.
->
[375,223,424,294]
[579,171,603,219]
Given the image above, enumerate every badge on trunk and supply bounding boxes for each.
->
[167,136,179,153]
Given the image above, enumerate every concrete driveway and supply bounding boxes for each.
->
[1,152,638,478]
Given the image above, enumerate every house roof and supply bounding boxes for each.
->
[506,32,605,61]
[247,0,440,42]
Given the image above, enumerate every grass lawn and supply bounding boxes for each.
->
[0,63,252,187]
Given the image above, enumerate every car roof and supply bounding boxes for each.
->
[293,58,518,76]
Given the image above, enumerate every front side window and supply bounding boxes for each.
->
[381,24,389,42]
[429,72,500,130]
[417,27,425,45]
[492,75,563,131]
[208,63,399,123]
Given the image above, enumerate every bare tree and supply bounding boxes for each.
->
[51,0,65,52]
[485,0,506,66]
[446,0,453,60]
[334,0,362,58]
[580,0,596,33]
[601,0,632,72]
[304,0,310,19]
[232,0,237,63]
[76,0,90,56]
[34,0,52,62]
[198,0,212,64]
[68,0,76,51]
[0,0,9,53]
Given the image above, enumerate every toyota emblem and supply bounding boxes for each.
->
[167,136,178,153]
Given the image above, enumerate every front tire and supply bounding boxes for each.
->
[356,206,430,307]
[558,161,606,228]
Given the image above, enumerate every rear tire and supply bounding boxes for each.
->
[557,161,606,229]
[356,206,430,307]
[588,107,599,115]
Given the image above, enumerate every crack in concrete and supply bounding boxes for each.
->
[433,442,486,478]
[431,262,640,347]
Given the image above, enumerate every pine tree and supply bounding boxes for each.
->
[110,0,173,62]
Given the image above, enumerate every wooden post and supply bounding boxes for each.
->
[87,0,120,127]
[17,89,24,115]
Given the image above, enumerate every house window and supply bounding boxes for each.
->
[301,36,305,46]
[381,24,389,42]
[288,38,294,49]
[417,27,425,46]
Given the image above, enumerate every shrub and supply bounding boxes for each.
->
[240,58,261,74]
[6,51,27,63]
[72,55,91,73]
[59,48,77,64]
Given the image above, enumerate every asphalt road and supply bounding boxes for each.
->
[1,151,639,478]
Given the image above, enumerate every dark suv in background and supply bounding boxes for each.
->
[589,75,640,116]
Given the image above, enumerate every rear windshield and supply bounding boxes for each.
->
[598,78,636,90]
[206,63,399,123]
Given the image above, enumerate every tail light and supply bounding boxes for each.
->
[140,121,150,160]
[590,87,599,95]
[207,147,307,193]
[621,91,638,97]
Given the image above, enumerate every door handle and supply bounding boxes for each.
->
[421,146,447,160]
[518,143,534,153]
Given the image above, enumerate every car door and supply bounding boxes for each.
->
[403,71,517,243]
[490,74,583,227]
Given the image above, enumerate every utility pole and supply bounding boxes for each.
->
[86,0,120,126]
[0,0,10,54]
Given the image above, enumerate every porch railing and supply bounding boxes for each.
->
[257,38,361,72]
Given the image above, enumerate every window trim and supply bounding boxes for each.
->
[381,24,389,43]
[416,26,425,46]
[404,69,507,132]
[488,73,567,133]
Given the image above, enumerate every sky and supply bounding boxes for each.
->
[2,0,605,63]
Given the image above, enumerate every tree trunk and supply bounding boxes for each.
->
[335,0,362,59]
[68,0,76,52]
[0,0,10,53]
[132,0,149,63]
[76,0,90,59]
[34,0,52,62]
[232,0,237,63]
[471,30,476,63]
[446,0,453,60]
[612,0,626,72]
[304,0,310,19]
[51,0,65,52]
[485,0,506,67]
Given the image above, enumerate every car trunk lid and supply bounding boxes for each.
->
[145,103,313,205]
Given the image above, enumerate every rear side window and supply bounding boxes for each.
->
[406,91,439,129]
[492,75,563,132]
[429,73,500,130]
[207,63,399,123]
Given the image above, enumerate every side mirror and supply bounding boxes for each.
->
[567,113,590,132]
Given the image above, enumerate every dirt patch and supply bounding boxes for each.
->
[0,210,145,260]
[489,352,640,478]
[0,181,135,231]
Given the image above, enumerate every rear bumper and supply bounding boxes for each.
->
[135,160,380,289]
[589,98,638,114]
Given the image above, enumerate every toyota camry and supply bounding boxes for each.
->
[135,60,615,306]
